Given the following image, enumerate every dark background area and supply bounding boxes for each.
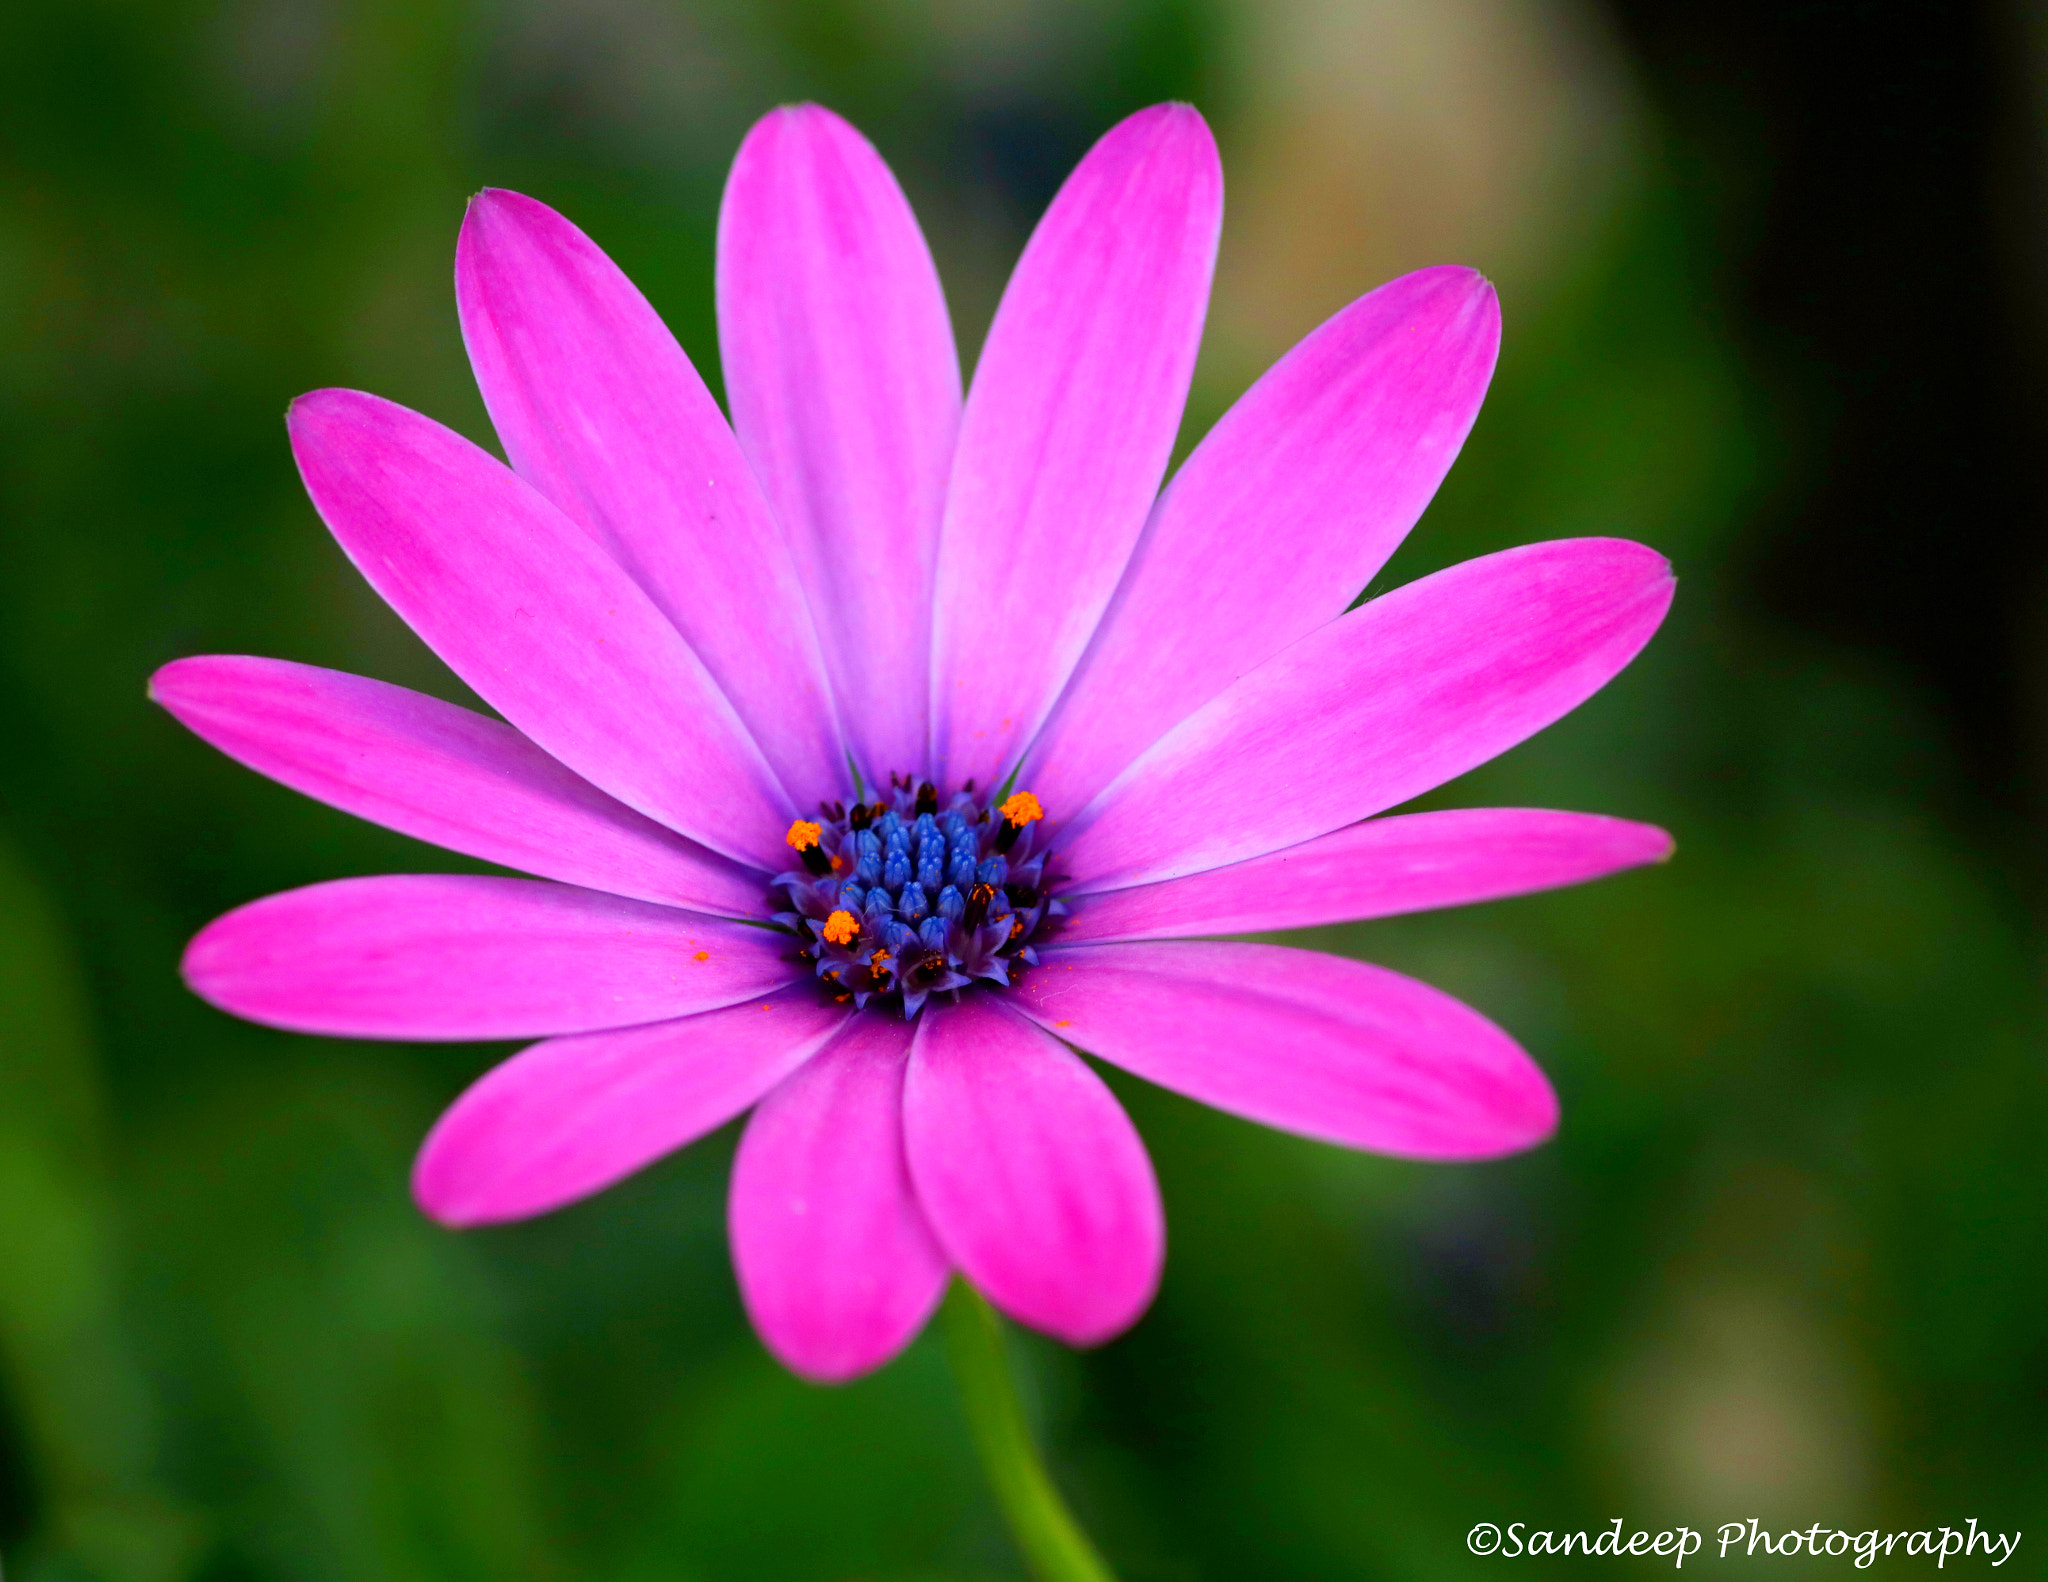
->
[1612,0,2048,829]
[1,1,2044,1578]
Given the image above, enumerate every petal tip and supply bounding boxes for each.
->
[284,386,380,446]
[1400,263,1502,353]
[1516,1079,1563,1151]
[409,1165,474,1230]
[146,651,242,707]
[1028,1276,1160,1349]
[145,658,185,705]
[1409,1068,1559,1163]
[411,1099,531,1230]
[1628,540,1677,581]
[1098,100,1221,186]
[409,1127,504,1231]
[462,185,543,224]
[176,917,237,1010]
[1132,98,1213,138]
[754,1333,910,1387]
[1603,814,1679,869]
[777,99,839,126]
[736,99,857,165]
[1448,263,1501,315]
[1478,1057,1561,1158]
[456,188,562,281]
[745,1303,929,1377]
[456,189,581,289]
[1581,537,1678,600]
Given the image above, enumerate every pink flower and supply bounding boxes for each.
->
[152,103,1673,1382]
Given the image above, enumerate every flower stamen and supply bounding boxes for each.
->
[768,780,1062,1017]
[994,790,1043,853]
[785,818,832,876]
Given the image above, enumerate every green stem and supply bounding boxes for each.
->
[940,1279,1117,1582]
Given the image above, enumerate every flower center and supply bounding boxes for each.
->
[771,777,1060,1018]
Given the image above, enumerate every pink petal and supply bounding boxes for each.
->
[183,875,793,1040]
[414,991,846,1226]
[1061,538,1675,891]
[904,997,1162,1345]
[288,389,793,868]
[1059,807,1672,941]
[929,104,1222,791]
[1018,943,1557,1159]
[457,190,848,804]
[729,1013,950,1382]
[151,655,765,914]
[1024,267,1501,816]
[718,106,961,784]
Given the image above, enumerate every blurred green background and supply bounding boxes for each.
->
[4,0,2046,1576]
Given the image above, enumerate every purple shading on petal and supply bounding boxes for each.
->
[929,103,1222,792]
[287,389,793,869]
[1019,942,1557,1159]
[183,875,792,1040]
[719,106,961,784]
[1026,267,1501,815]
[1062,538,1675,891]
[1059,807,1672,939]
[730,1012,951,1382]
[457,189,849,804]
[415,991,846,1226]
[151,655,767,914]
[905,997,1162,1345]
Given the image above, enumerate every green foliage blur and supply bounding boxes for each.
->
[2,0,2043,1578]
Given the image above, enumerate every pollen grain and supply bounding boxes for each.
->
[999,791,1043,827]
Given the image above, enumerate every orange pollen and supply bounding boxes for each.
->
[785,819,822,852]
[999,791,1044,827]
[822,910,859,946]
[869,948,892,973]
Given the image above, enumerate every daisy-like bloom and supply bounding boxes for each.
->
[153,103,1673,1382]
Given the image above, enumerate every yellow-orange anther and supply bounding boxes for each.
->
[785,819,823,851]
[999,791,1044,827]
[822,909,859,946]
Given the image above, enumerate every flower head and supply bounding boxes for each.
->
[152,102,1674,1382]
